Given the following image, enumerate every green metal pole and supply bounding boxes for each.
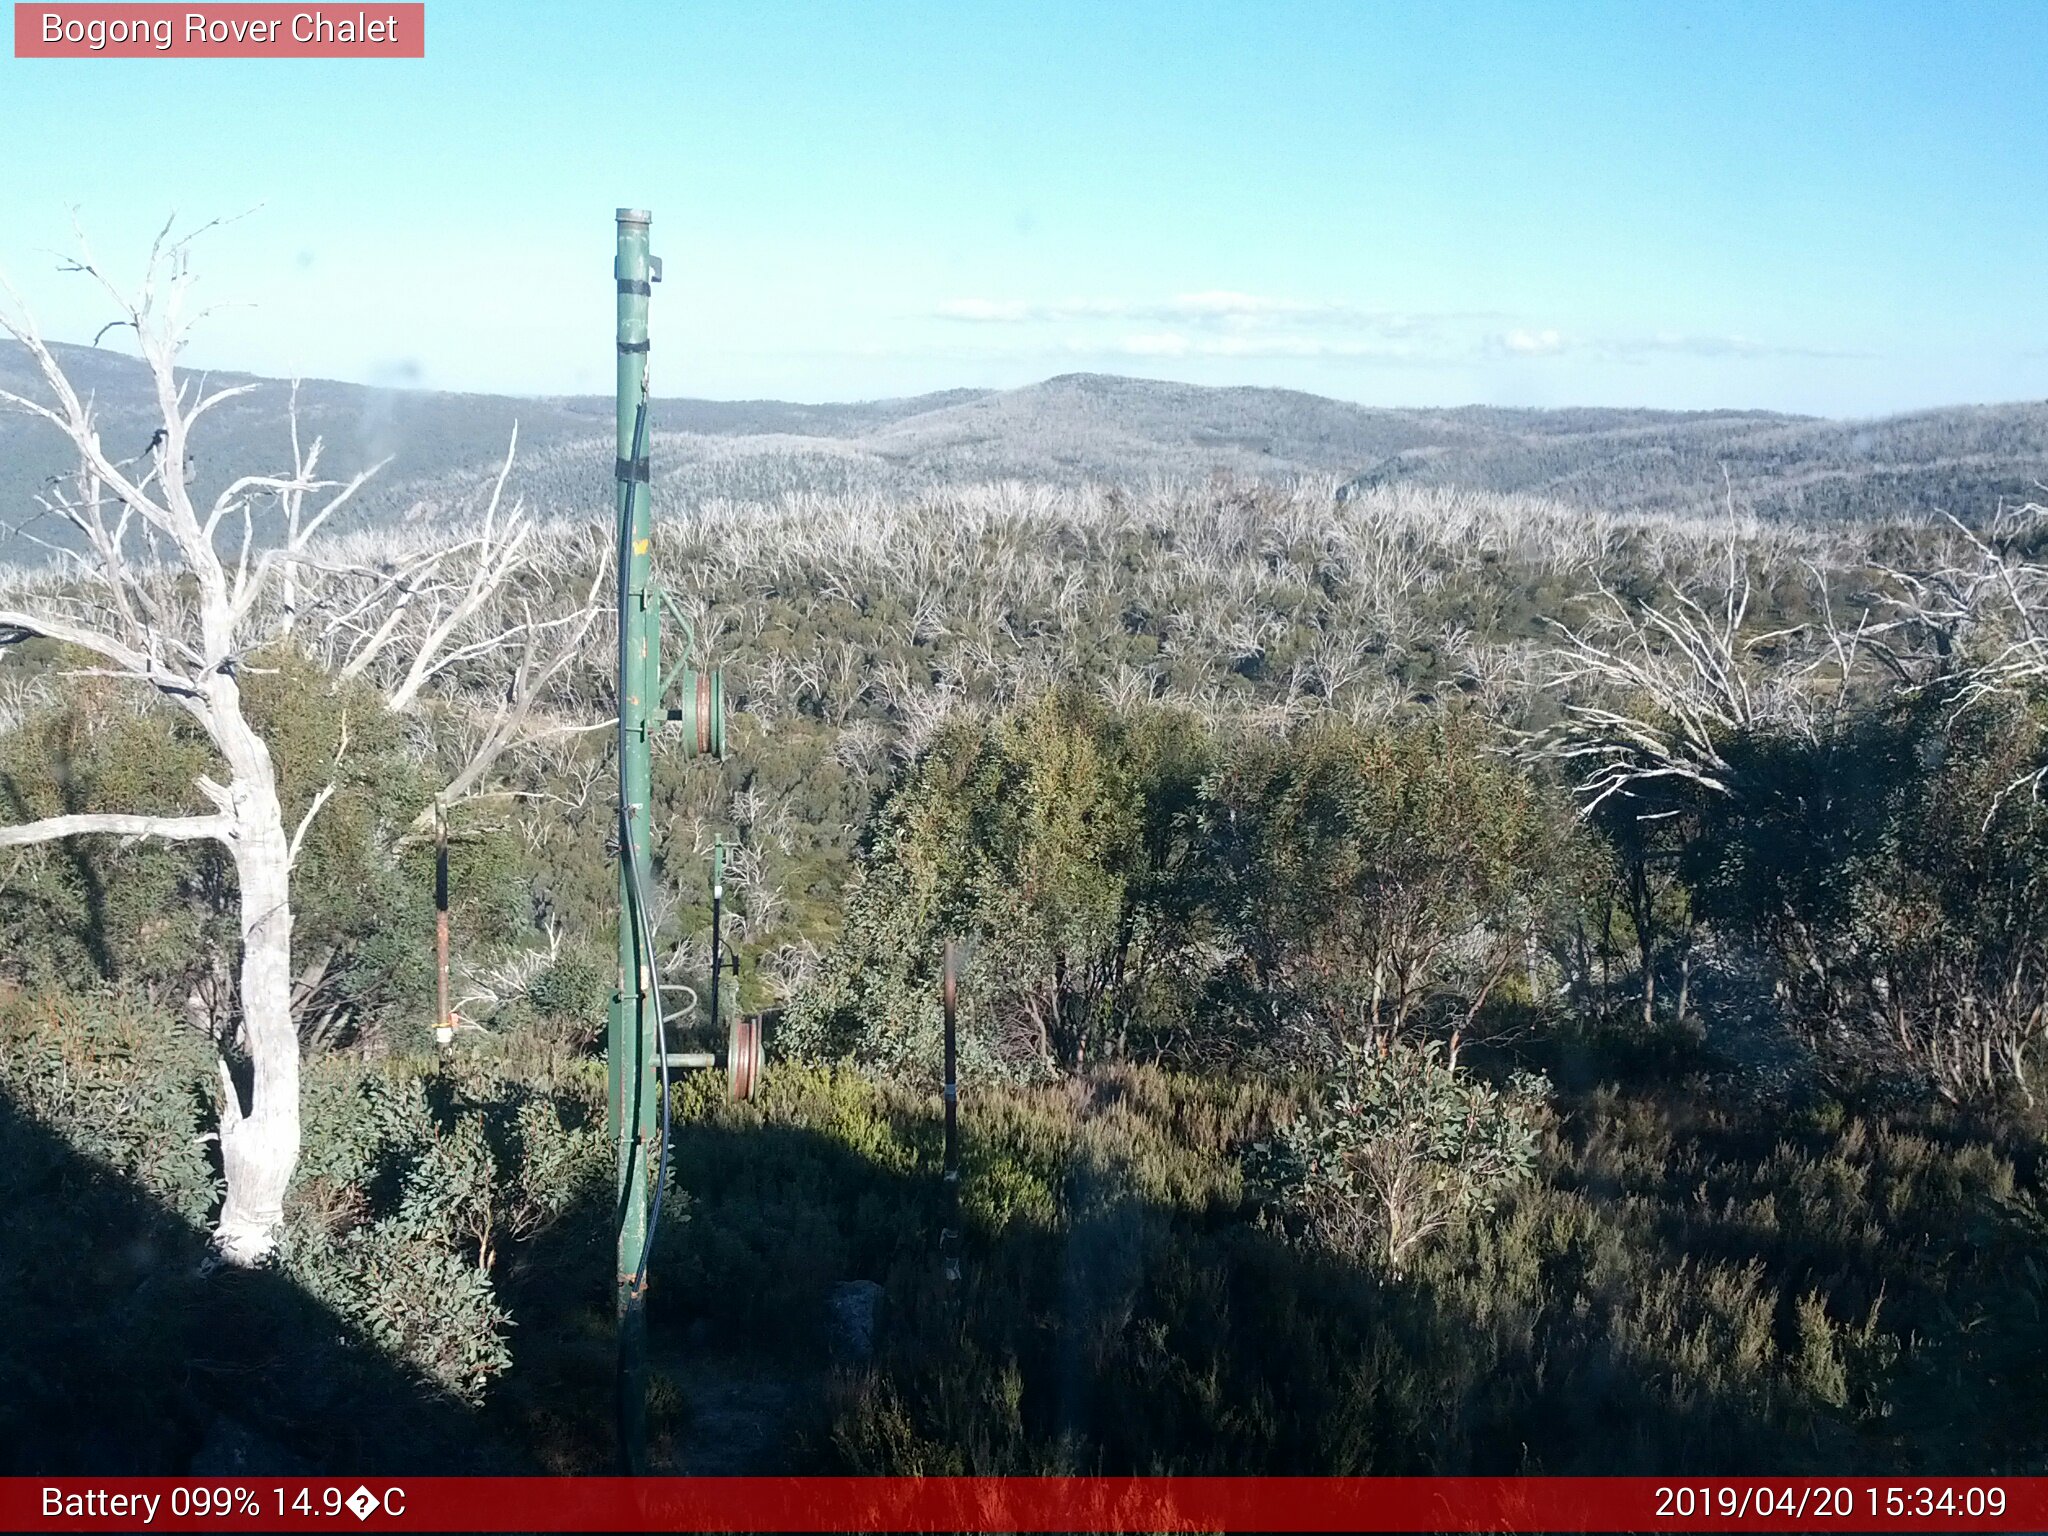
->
[611,206,657,1474]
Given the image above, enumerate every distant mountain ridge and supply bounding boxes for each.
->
[3,342,2044,559]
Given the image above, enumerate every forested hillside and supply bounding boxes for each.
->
[9,414,2048,1472]
[8,341,2048,564]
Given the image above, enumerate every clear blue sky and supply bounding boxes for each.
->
[3,0,2045,416]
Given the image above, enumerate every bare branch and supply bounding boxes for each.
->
[287,784,336,869]
[0,811,230,848]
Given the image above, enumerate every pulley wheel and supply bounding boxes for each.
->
[694,670,716,756]
[728,1013,762,1101]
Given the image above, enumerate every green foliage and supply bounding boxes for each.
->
[287,1053,608,1400]
[0,681,224,996]
[10,972,2048,1474]
[1203,714,1567,1047]
[524,950,612,1028]
[0,983,608,1410]
[820,1059,2048,1476]
[789,698,1576,1082]
[0,987,606,1409]
[0,653,542,1053]
[1684,690,2048,1100]
[285,1214,513,1405]
[641,1062,929,1359]
[783,690,1217,1077]
[0,988,221,1224]
[1254,1037,1551,1269]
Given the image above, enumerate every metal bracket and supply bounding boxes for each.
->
[648,581,695,701]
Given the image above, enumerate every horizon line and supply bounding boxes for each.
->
[16,338,2048,425]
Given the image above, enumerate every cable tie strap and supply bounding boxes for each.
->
[617,278,652,296]
[617,339,650,354]
[614,456,651,483]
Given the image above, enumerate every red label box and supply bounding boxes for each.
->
[14,3,424,57]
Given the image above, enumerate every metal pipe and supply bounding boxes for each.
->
[610,205,657,1476]
[711,839,726,1045]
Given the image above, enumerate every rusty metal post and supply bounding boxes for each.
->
[434,812,452,1047]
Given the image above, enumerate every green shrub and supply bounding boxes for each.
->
[1202,713,1568,1048]
[0,686,225,998]
[783,691,1216,1077]
[1253,1037,1550,1269]
[288,1054,608,1401]
[0,658,537,1054]
[526,950,610,1025]
[1686,692,2048,1102]
[0,989,221,1223]
[284,1216,512,1403]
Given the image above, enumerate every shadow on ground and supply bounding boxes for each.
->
[0,1088,513,1476]
[11,1056,2044,1479]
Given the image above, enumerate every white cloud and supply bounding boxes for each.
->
[933,298,1041,322]
[1491,328,1863,362]
[934,297,1856,371]
[1500,328,1568,356]
[1095,332,1435,361]
[1603,333,1863,361]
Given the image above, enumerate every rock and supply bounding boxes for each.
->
[826,1280,884,1365]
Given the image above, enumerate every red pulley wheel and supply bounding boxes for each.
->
[728,1014,762,1101]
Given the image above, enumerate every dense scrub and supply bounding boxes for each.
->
[13,987,2046,1475]
[6,475,2048,1473]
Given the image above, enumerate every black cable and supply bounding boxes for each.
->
[710,851,723,1044]
[629,848,673,1296]
[614,394,673,1300]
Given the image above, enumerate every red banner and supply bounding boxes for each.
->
[13,4,424,58]
[0,1477,2038,1532]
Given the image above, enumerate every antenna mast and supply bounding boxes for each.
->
[608,206,739,1473]
[610,206,660,1473]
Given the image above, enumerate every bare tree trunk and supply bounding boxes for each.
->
[1597,887,1615,1015]
[210,720,301,1265]
[1627,855,1657,1027]
[0,224,565,1269]
[1673,922,1696,1024]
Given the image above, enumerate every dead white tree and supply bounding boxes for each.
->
[1533,548,1832,812]
[1877,502,2048,802]
[0,221,380,1264]
[0,223,599,1262]
[301,455,609,828]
